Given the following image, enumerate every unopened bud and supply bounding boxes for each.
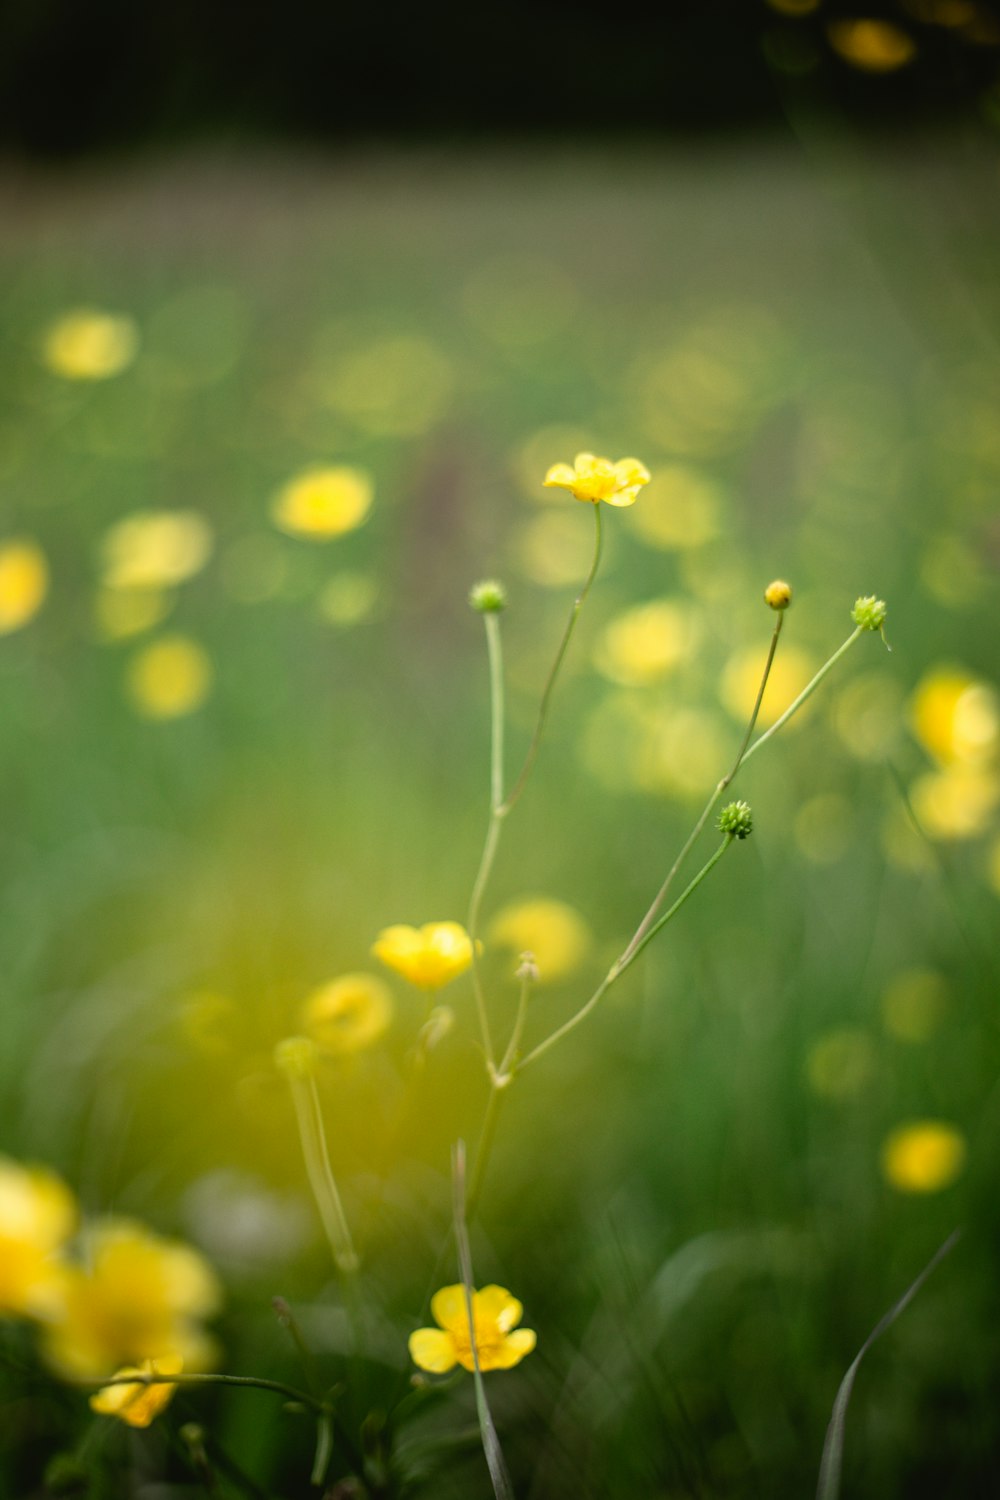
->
[469,579,507,613]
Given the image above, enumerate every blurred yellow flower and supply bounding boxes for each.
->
[828,19,916,72]
[488,897,592,985]
[40,1218,220,1379]
[318,571,379,626]
[543,453,649,507]
[624,464,723,551]
[721,643,815,729]
[409,1284,536,1374]
[594,599,695,687]
[372,922,475,991]
[909,765,999,839]
[42,309,138,381]
[89,1354,183,1427]
[272,466,373,539]
[100,511,213,592]
[301,973,392,1056]
[881,1121,966,1193]
[0,540,48,635]
[95,586,173,642]
[0,1158,77,1320]
[910,668,999,767]
[126,635,212,719]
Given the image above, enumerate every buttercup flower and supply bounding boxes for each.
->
[881,1121,966,1193]
[100,511,213,592]
[89,1354,183,1427]
[372,922,475,991]
[301,973,392,1057]
[0,540,49,636]
[271,466,373,539]
[42,309,138,381]
[40,1218,221,1380]
[543,453,650,507]
[126,635,213,719]
[409,1284,536,1373]
[488,897,591,984]
[0,1158,77,1320]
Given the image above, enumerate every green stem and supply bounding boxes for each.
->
[467,613,508,1069]
[742,627,861,767]
[287,1071,359,1276]
[501,503,603,816]
[612,836,733,980]
[83,1370,328,1415]
[465,1082,507,1223]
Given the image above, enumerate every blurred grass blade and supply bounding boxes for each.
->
[452,1141,515,1500]
[816,1228,961,1500]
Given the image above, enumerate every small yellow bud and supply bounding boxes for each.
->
[764,579,792,610]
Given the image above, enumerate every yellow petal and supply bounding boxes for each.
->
[613,458,651,487]
[430,1284,468,1335]
[543,463,577,488]
[475,1285,523,1334]
[489,1328,537,1369]
[572,452,598,472]
[602,485,640,507]
[409,1328,458,1373]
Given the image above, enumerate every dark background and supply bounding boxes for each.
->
[1,0,999,158]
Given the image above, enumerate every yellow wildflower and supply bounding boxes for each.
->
[271,466,373,539]
[881,1121,966,1193]
[301,974,392,1057]
[488,897,591,985]
[372,922,475,991]
[126,635,212,719]
[89,1354,183,1427]
[827,19,916,72]
[42,309,138,380]
[0,1158,77,1320]
[910,668,998,767]
[409,1284,536,1374]
[543,452,650,507]
[100,511,213,592]
[40,1218,220,1380]
[0,541,49,636]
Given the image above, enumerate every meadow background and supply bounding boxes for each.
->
[2,3,1000,1496]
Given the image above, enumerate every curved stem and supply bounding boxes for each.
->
[742,626,861,767]
[83,1370,328,1415]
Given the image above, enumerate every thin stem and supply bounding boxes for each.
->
[83,1370,328,1415]
[466,612,508,1069]
[465,1082,506,1223]
[497,969,533,1080]
[287,1071,359,1275]
[742,627,861,767]
[486,613,505,811]
[501,503,603,816]
[519,837,734,1072]
[618,612,783,971]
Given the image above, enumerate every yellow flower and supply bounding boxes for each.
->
[100,511,213,592]
[301,973,392,1057]
[543,452,650,507]
[594,599,694,687]
[89,1354,183,1427]
[42,309,138,380]
[909,765,999,839]
[271,466,373,539]
[40,1218,221,1380]
[910,668,998,767]
[0,1158,77,1320]
[488,897,592,985]
[881,1121,966,1194]
[126,635,212,719]
[409,1284,536,1374]
[372,922,475,991]
[0,540,49,636]
[827,19,916,72]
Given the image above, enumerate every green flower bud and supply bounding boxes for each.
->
[469,579,507,613]
[717,800,753,839]
[852,595,887,632]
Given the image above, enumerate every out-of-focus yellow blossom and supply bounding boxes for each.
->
[582,692,728,800]
[95,586,173,642]
[271,466,373,539]
[0,540,49,635]
[881,1121,966,1193]
[317,335,453,438]
[594,600,695,687]
[881,969,949,1043]
[910,765,999,839]
[126,635,212,719]
[624,465,724,551]
[409,1284,536,1374]
[516,511,596,587]
[372,922,475,991]
[41,310,138,381]
[100,511,213,592]
[721,644,815,730]
[828,19,917,71]
[910,668,999,767]
[0,1159,77,1320]
[89,1354,183,1427]
[805,1029,876,1100]
[488,897,592,985]
[301,974,392,1057]
[41,1219,220,1380]
[543,453,649,507]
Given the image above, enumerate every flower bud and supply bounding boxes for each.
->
[515,951,541,984]
[764,579,792,610]
[469,579,507,613]
[717,800,753,839]
[852,595,887,632]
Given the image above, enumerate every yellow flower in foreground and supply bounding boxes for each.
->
[42,309,138,380]
[301,973,392,1057]
[372,922,475,991]
[90,1354,183,1427]
[100,510,213,591]
[881,1121,966,1194]
[0,540,49,636]
[40,1218,221,1380]
[488,897,592,985]
[409,1284,536,1374]
[0,1158,77,1320]
[127,635,212,719]
[543,452,650,507]
[271,466,373,539]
